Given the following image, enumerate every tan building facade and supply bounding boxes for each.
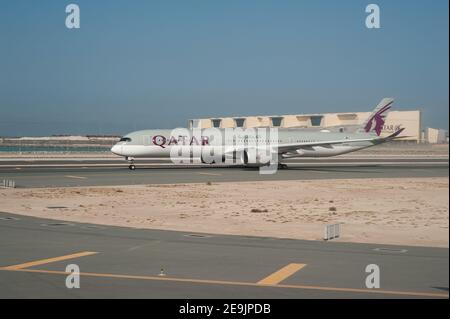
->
[425,128,448,144]
[189,110,422,142]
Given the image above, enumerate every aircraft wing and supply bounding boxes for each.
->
[223,137,376,155]
[275,137,377,153]
[275,128,405,153]
[223,128,405,155]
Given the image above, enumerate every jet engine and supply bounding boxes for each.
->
[240,149,273,167]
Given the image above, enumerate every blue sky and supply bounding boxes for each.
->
[0,0,448,136]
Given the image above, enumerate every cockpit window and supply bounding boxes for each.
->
[119,137,131,142]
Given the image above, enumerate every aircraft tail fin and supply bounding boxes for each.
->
[360,98,394,136]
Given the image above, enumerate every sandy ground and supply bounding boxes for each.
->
[0,178,448,247]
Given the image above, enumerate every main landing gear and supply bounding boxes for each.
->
[278,163,288,169]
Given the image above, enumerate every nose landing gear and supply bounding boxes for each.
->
[126,157,136,170]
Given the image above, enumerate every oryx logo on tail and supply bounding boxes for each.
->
[361,98,394,136]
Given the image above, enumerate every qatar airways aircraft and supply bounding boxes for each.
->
[111,98,405,170]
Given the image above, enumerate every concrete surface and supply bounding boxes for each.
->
[0,212,448,298]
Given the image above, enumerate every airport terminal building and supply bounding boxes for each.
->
[189,110,422,142]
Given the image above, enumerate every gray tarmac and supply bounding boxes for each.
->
[0,212,448,298]
[0,156,448,299]
[0,157,447,188]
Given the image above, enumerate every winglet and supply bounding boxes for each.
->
[372,127,406,145]
[379,127,408,142]
[386,127,405,139]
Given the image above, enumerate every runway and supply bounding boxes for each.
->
[0,212,448,298]
[0,156,447,188]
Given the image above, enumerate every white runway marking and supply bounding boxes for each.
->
[198,172,223,176]
[64,175,87,179]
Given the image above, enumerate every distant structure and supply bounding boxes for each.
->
[423,128,448,144]
[189,110,422,143]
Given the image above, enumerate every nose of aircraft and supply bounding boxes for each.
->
[111,144,122,155]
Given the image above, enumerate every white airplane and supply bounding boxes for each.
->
[111,98,405,170]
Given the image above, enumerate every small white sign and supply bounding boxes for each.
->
[324,223,341,240]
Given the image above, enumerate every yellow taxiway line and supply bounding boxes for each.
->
[257,263,307,285]
[0,267,446,298]
[2,251,98,270]
[0,255,447,298]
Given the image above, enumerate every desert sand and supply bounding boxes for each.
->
[0,178,448,247]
